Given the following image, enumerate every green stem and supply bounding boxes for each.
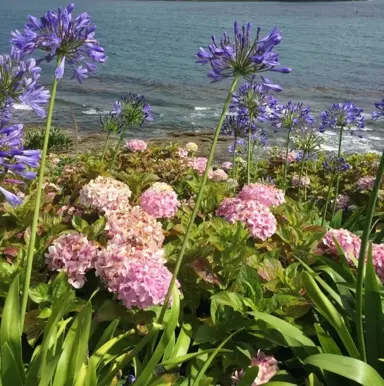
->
[110,129,126,170]
[355,151,384,362]
[158,75,240,323]
[247,113,253,184]
[331,125,344,215]
[232,136,237,180]
[304,166,308,201]
[298,149,307,201]
[21,76,59,329]
[101,132,111,161]
[283,130,292,190]
[253,144,260,180]
[321,173,335,227]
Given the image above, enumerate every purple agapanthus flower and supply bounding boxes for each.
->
[11,3,107,83]
[271,101,315,133]
[372,99,384,120]
[319,102,365,133]
[119,93,153,127]
[322,155,351,173]
[196,22,291,82]
[0,47,49,117]
[221,112,249,137]
[0,122,41,206]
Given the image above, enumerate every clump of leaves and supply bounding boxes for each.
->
[24,126,73,153]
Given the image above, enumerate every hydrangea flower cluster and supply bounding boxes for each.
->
[11,3,107,82]
[357,176,376,191]
[319,102,365,133]
[106,206,164,248]
[210,169,228,181]
[125,139,148,152]
[216,198,277,241]
[238,183,285,207]
[79,176,132,214]
[45,232,98,288]
[197,21,291,82]
[291,174,310,187]
[222,161,233,170]
[187,157,210,175]
[372,244,384,283]
[139,182,180,219]
[317,228,361,263]
[232,350,279,385]
[185,142,198,152]
[334,194,350,210]
[177,147,188,158]
[0,47,49,117]
[372,99,384,120]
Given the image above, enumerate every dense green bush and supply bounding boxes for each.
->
[24,126,73,153]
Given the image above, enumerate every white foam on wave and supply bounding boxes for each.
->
[194,106,210,111]
[13,103,32,111]
[82,108,109,115]
[368,136,382,141]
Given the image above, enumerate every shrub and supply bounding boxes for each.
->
[24,126,73,153]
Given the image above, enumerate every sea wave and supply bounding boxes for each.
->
[13,103,32,111]
[82,108,110,115]
[194,106,210,111]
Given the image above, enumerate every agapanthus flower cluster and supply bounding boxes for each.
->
[210,168,228,181]
[11,3,107,83]
[271,101,315,133]
[295,150,317,162]
[106,206,164,248]
[372,99,384,120]
[196,21,291,82]
[334,194,350,210]
[139,182,180,219]
[95,243,174,309]
[216,198,277,241]
[45,232,98,288]
[0,47,49,117]
[357,176,376,191]
[79,176,132,214]
[187,157,210,175]
[232,350,279,385]
[118,93,153,126]
[185,142,198,152]
[319,102,365,133]
[317,228,361,264]
[238,183,285,207]
[0,122,41,206]
[291,174,310,187]
[124,139,148,153]
[322,156,351,173]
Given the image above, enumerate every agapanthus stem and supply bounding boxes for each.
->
[304,166,308,201]
[283,129,292,190]
[110,129,126,169]
[21,75,59,329]
[332,125,344,215]
[321,173,335,227]
[298,149,307,201]
[158,75,240,323]
[355,151,384,362]
[253,144,260,179]
[247,113,253,184]
[101,132,111,161]
[232,136,237,180]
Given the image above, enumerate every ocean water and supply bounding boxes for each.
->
[0,0,383,152]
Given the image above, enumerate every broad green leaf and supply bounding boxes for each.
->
[302,272,359,359]
[88,216,106,239]
[314,324,341,355]
[53,301,92,386]
[305,354,384,386]
[236,265,263,303]
[169,323,192,359]
[72,216,89,233]
[330,210,343,229]
[236,366,259,386]
[0,342,24,386]
[29,283,50,304]
[364,244,383,369]
[0,274,24,381]
[307,373,323,386]
[210,291,246,325]
[162,332,175,361]
[134,286,180,386]
[93,318,120,353]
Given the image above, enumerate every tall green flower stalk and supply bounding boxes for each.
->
[21,65,60,327]
[283,130,292,189]
[355,151,384,361]
[321,173,335,227]
[110,131,126,169]
[246,113,254,184]
[101,132,111,161]
[331,124,344,215]
[158,75,240,322]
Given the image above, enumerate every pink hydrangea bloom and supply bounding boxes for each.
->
[335,194,350,210]
[106,206,164,248]
[373,244,384,283]
[125,139,148,152]
[275,151,295,164]
[232,350,279,385]
[216,198,277,241]
[177,147,188,158]
[318,228,361,263]
[187,157,210,175]
[139,183,180,219]
[357,176,376,191]
[221,161,233,170]
[238,183,285,208]
[291,174,310,187]
[95,244,175,309]
[46,232,98,289]
[79,176,132,214]
[210,169,228,181]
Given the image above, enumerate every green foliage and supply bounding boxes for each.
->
[24,127,73,153]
